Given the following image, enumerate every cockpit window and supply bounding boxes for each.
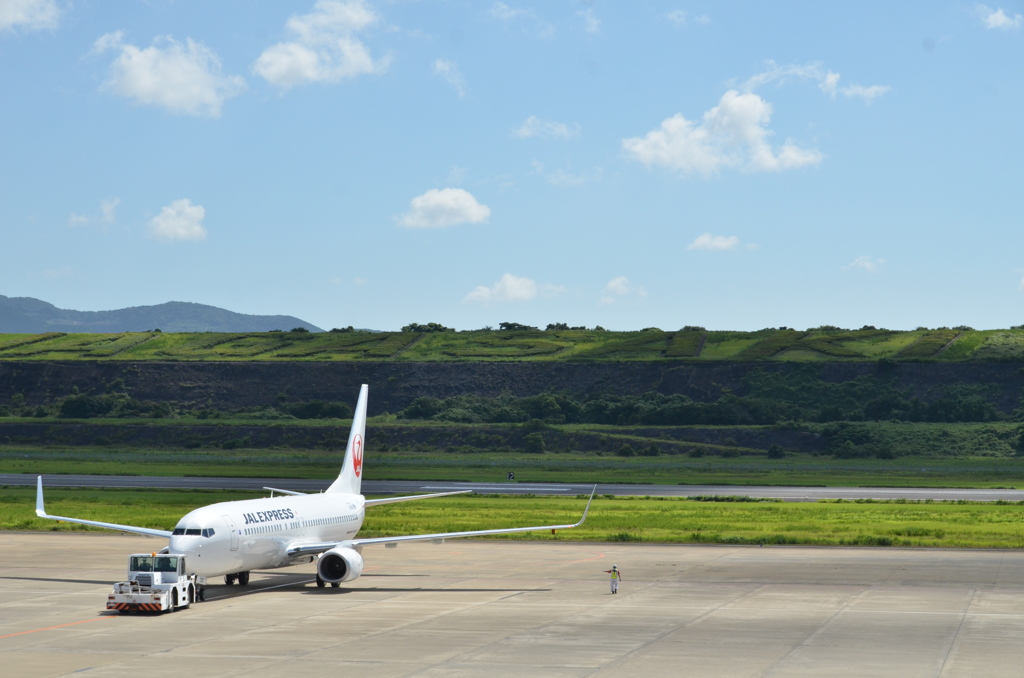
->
[201,528,215,538]
[173,526,203,536]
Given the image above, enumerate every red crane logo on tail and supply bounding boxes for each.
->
[352,434,363,478]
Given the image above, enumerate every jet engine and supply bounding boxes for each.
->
[317,547,365,584]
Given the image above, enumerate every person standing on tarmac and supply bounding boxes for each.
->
[604,565,622,594]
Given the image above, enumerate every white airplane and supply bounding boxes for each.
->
[36,384,595,588]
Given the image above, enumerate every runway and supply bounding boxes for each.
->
[5,473,1024,501]
[2,533,1023,677]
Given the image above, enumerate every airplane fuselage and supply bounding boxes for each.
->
[168,492,365,578]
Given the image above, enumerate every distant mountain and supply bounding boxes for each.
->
[0,295,323,333]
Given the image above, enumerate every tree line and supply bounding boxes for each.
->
[398,370,1009,426]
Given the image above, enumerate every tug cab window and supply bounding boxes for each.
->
[155,557,178,573]
[130,556,153,571]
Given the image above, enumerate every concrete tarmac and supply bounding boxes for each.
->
[3,534,1024,677]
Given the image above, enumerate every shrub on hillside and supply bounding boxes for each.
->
[281,400,352,420]
[523,432,546,454]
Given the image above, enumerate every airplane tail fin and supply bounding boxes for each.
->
[327,384,368,495]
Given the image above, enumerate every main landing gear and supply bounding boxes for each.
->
[315,573,341,589]
[224,571,250,586]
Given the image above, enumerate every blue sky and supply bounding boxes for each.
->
[1,1,1021,331]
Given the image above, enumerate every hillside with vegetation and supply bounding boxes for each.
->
[2,324,1024,362]
[4,324,1024,487]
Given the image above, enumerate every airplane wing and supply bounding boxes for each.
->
[264,488,472,503]
[35,476,172,539]
[364,490,472,507]
[286,486,596,558]
[264,487,307,496]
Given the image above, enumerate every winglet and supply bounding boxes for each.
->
[36,476,47,517]
[575,485,597,527]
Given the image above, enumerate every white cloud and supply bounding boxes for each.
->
[623,90,822,176]
[68,197,121,230]
[398,188,490,228]
[93,32,245,117]
[489,1,554,38]
[253,0,389,89]
[688,233,741,251]
[819,70,841,96]
[100,197,120,224]
[743,61,889,105]
[740,61,824,91]
[605,276,631,296]
[577,8,600,34]
[0,0,60,32]
[490,1,528,21]
[433,58,465,97]
[464,273,539,303]
[600,276,647,305]
[665,10,709,26]
[666,10,687,25]
[839,83,890,103]
[530,160,596,187]
[819,69,890,103]
[976,4,1023,29]
[843,255,885,273]
[514,115,579,139]
[544,169,587,187]
[446,165,466,185]
[148,198,207,242]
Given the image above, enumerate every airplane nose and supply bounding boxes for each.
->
[169,536,197,555]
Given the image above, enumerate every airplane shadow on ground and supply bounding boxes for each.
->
[301,587,552,595]
[253,571,429,578]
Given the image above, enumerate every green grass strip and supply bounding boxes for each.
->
[4,489,1024,549]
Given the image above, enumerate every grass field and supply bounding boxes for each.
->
[3,488,1023,549]
[5,327,1024,361]
[7,444,1024,487]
